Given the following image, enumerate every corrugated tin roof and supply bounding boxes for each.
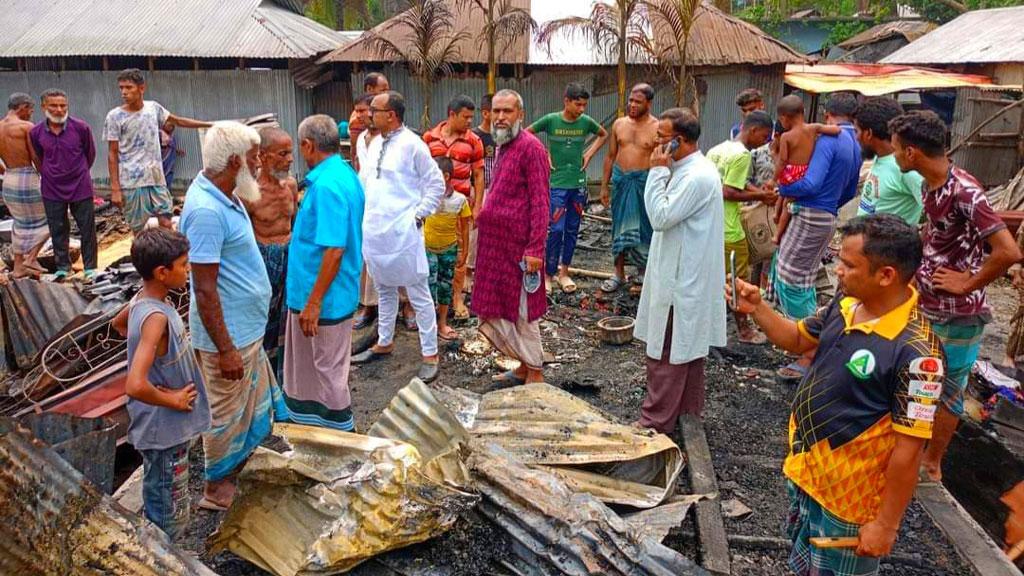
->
[837,20,937,50]
[0,0,348,59]
[0,418,217,575]
[882,6,1024,65]
[322,0,807,66]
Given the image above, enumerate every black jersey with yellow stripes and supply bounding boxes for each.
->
[783,288,945,524]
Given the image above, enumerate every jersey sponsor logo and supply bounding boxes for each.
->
[846,349,876,380]
[907,401,938,422]
[908,379,942,400]
[909,357,944,378]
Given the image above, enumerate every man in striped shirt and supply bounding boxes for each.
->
[424,95,485,318]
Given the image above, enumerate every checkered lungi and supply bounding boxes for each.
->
[787,481,880,576]
[2,167,49,254]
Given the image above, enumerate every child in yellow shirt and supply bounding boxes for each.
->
[423,157,471,340]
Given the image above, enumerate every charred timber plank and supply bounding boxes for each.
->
[916,481,1023,576]
[680,414,731,575]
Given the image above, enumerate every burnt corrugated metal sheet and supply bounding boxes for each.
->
[837,20,936,50]
[0,279,92,370]
[376,379,684,508]
[0,0,348,59]
[470,442,708,576]
[323,0,806,66]
[0,69,315,186]
[882,6,1024,65]
[0,418,218,575]
[209,423,477,576]
[466,382,684,508]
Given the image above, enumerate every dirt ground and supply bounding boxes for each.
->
[185,216,988,575]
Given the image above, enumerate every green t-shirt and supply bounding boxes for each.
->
[707,139,752,243]
[857,154,924,226]
[529,112,602,189]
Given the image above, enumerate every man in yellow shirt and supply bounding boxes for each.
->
[728,213,945,575]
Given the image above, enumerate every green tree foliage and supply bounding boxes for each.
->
[901,0,1024,23]
[306,0,388,30]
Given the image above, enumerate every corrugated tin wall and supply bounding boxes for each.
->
[352,64,784,180]
[0,70,315,188]
[951,87,1023,188]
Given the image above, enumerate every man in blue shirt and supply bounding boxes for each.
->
[774,93,862,380]
[282,115,364,432]
[179,121,273,510]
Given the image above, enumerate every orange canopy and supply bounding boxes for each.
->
[785,63,1001,96]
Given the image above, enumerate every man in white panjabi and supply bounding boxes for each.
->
[351,91,444,383]
[635,108,726,434]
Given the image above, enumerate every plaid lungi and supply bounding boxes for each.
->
[2,167,49,254]
[776,206,835,289]
[787,481,880,576]
[123,185,173,233]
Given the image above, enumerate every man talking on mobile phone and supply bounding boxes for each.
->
[633,108,725,432]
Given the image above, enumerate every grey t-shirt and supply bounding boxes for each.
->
[126,296,211,451]
[103,101,170,189]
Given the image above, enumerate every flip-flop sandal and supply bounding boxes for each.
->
[601,276,625,293]
[557,276,577,293]
[491,370,526,385]
[438,328,460,341]
[453,306,471,320]
[198,496,230,511]
[776,361,807,381]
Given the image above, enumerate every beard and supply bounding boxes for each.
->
[234,166,261,203]
[265,167,290,181]
[45,111,68,124]
[494,120,522,145]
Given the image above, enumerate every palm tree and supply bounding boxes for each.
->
[641,0,702,112]
[457,0,536,94]
[538,0,650,117]
[363,0,470,130]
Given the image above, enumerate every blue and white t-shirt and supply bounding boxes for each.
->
[103,100,170,188]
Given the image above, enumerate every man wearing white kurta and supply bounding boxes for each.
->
[351,91,444,382]
[635,108,726,433]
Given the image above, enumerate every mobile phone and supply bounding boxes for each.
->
[729,250,737,310]
[663,138,680,155]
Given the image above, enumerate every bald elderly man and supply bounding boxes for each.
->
[241,127,298,374]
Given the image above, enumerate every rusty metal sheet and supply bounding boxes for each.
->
[455,383,685,508]
[208,423,478,576]
[0,418,217,575]
[0,278,92,370]
[470,442,707,576]
[622,495,708,543]
[18,413,117,494]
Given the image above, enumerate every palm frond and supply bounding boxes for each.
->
[489,2,537,51]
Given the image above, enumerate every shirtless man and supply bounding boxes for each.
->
[241,127,298,372]
[0,93,49,278]
[600,84,659,293]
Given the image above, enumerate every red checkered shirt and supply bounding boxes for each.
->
[423,122,484,197]
[916,165,1006,322]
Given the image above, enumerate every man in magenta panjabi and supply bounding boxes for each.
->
[471,89,550,385]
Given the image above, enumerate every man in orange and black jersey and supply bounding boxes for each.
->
[727,213,945,576]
